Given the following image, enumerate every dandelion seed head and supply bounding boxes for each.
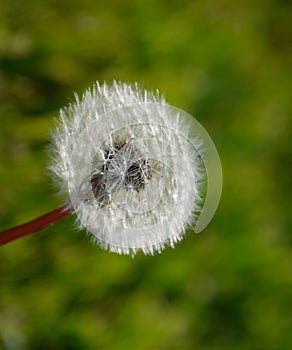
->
[50,81,222,255]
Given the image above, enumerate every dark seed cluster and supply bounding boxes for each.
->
[91,141,151,205]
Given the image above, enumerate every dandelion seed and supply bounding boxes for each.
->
[50,81,222,255]
[0,81,222,255]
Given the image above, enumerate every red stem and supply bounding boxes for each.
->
[0,207,72,246]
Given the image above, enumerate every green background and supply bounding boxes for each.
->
[0,0,291,349]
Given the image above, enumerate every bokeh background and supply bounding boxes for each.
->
[0,0,291,349]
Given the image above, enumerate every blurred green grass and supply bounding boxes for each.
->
[0,0,291,349]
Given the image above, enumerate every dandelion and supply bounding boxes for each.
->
[0,81,222,255]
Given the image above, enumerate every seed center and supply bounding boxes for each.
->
[91,142,151,205]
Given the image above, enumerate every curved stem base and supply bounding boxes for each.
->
[0,207,72,246]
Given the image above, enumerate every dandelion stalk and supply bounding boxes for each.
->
[0,207,72,246]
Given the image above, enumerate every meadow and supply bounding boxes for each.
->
[0,1,291,349]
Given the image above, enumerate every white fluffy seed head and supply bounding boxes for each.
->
[50,81,222,255]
